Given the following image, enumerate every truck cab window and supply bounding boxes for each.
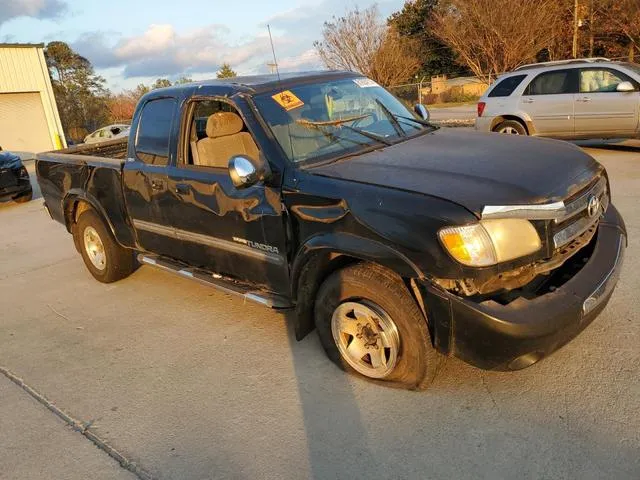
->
[186,100,259,168]
[135,97,176,165]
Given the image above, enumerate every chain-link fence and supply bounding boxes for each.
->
[387,73,489,108]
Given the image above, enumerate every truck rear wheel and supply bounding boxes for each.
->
[314,263,443,390]
[75,209,135,283]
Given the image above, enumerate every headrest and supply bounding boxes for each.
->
[206,112,243,138]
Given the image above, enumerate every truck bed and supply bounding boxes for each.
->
[58,137,128,160]
[35,137,132,245]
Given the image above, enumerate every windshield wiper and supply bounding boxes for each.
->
[375,99,406,137]
[297,118,392,146]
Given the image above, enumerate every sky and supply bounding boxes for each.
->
[0,0,406,91]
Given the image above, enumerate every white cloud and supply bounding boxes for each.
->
[72,22,324,86]
[73,24,286,79]
[0,0,67,25]
[69,0,400,89]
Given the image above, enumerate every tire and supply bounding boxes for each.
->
[13,190,33,203]
[493,119,527,135]
[75,209,135,283]
[314,263,443,390]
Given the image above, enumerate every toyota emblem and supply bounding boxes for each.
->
[587,195,600,218]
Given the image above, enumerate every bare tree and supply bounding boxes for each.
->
[430,0,561,82]
[601,0,640,61]
[314,6,419,86]
[370,28,422,87]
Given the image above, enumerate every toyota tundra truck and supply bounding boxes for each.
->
[36,71,626,390]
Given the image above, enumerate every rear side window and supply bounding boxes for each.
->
[135,98,176,165]
[488,75,527,97]
[525,69,575,95]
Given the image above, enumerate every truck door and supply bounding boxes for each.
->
[162,98,290,294]
[123,96,180,258]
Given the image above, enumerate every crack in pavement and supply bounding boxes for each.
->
[0,365,155,480]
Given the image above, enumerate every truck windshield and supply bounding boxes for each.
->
[253,77,431,164]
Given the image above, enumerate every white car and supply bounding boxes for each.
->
[475,58,640,139]
[84,124,130,144]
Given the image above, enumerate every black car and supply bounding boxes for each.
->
[35,71,626,390]
[0,148,32,203]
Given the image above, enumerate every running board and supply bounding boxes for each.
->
[138,254,292,309]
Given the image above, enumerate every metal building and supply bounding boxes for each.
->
[0,43,66,154]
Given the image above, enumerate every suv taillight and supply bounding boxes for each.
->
[477,102,486,117]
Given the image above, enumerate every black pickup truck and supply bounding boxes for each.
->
[36,71,626,390]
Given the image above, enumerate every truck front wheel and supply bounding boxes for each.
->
[75,209,135,283]
[314,263,443,390]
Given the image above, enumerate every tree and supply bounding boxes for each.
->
[601,0,640,61]
[174,76,193,84]
[370,28,422,87]
[152,78,172,89]
[314,6,420,86]
[107,93,137,123]
[388,0,467,77]
[130,83,150,100]
[430,0,560,82]
[45,41,110,141]
[216,64,237,78]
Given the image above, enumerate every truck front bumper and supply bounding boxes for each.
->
[421,205,627,371]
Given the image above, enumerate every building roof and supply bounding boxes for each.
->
[0,43,45,49]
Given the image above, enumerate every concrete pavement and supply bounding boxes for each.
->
[0,375,135,480]
[1,145,639,479]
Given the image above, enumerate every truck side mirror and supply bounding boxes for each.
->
[616,81,635,92]
[228,154,271,189]
[414,104,430,122]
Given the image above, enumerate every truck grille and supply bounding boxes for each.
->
[552,176,608,249]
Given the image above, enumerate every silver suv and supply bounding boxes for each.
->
[475,58,640,139]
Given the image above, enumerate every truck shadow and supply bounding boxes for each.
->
[280,307,384,479]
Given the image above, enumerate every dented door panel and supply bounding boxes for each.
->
[163,165,290,293]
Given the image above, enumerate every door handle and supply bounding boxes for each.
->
[175,183,190,195]
[151,179,164,191]
[577,97,591,103]
[522,98,535,104]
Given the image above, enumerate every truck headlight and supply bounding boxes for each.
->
[439,219,541,267]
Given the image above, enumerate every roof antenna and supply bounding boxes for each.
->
[267,25,281,81]
[267,24,295,162]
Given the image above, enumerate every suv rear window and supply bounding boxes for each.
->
[135,97,176,165]
[524,69,575,95]
[488,75,527,97]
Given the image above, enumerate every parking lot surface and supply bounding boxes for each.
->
[1,141,639,479]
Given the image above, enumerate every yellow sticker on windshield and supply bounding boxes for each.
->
[272,90,304,111]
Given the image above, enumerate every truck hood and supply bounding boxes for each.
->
[310,129,602,216]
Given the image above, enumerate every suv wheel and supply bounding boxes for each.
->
[314,263,443,390]
[494,120,527,135]
[75,209,135,283]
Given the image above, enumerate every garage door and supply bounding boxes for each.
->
[0,92,53,153]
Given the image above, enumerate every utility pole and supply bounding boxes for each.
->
[588,0,594,57]
[573,0,580,58]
